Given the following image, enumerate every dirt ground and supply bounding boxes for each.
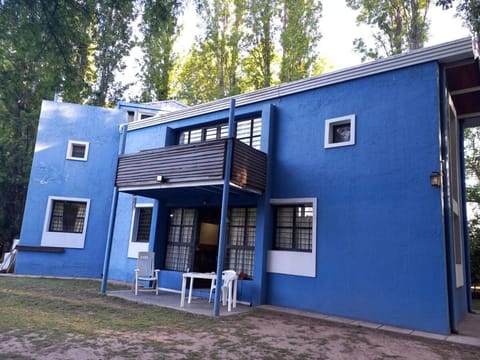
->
[0,309,478,360]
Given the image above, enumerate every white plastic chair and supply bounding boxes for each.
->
[134,251,159,296]
[209,270,237,311]
[0,239,19,273]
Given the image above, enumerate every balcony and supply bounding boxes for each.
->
[116,139,267,195]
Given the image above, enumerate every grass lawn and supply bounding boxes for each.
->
[0,276,479,360]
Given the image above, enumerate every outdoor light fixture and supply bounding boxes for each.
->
[156,175,164,182]
[430,171,442,187]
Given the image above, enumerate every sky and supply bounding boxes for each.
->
[122,1,471,99]
[319,1,470,69]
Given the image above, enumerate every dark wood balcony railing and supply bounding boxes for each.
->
[116,139,267,194]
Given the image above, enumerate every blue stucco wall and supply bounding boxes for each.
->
[264,62,450,334]
[16,100,125,278]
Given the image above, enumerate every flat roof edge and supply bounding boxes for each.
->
[128,37,474,131]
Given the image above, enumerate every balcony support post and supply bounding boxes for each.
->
[213,98,236,316]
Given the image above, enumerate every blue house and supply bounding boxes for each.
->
[15,38,480,335]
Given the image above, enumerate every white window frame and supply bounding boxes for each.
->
[324,114,356,148]
[66,140,90,161]
[41,196,91,249]
[128,203,154,258]
[267,198,317,277]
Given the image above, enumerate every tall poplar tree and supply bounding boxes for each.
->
[345,0,431,61]
[172,0,245,103]
[0,0,93,253]
[242,0,278,90]
[140,0,184,102]
[279,0,323,82]
[89,1,137,106]
[0,0,136,254]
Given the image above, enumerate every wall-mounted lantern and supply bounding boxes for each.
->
[430,171,442,187]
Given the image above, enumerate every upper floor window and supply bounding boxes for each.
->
[66,140,89,161]
[324,114,356,148]
[178,117,262,150]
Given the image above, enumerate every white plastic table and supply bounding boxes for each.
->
[180,272,238,311]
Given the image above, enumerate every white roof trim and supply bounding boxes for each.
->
[128,37,475,131]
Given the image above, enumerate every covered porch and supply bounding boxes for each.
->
[102,123,269,315]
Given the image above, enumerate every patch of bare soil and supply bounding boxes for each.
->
[0,311,478,359]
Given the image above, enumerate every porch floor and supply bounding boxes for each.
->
[107,289,252,317]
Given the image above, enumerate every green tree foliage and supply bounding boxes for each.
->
[172,0,246,103]
[89,1,137,106]
[241,0,278,90]
[464,128,480,287]
[140,0,184,102]
[170,44,219,104]
[173,0,324,104]
[0,0,94,252]
[346,0,431,61]
[436,0,480,48]
[0,1,135,254]
[279,0,322,82]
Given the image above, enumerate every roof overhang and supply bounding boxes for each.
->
[446,58,480,121]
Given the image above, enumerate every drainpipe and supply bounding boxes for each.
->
[213,98,236,316]
[439,69,458,334]
[101,123,128,294]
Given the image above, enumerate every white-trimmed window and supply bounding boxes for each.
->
[324,114,356,148]
[128,203,154,258]
[66,140,89,161]
[267,198,317,277]
[274,205,313,252]
[41,196,90,248]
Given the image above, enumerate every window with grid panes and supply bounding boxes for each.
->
[134,207,152,242]
[236,118,261,150]
[49,200,87,233]
[66,140,89,161]
[178,117,261,150]
[71,144,86,158]
[226,208,256,279]
[164,208,196,272]
[274,205,313,252]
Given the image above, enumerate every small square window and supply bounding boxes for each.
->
[324,114,356,148]
[66,140,89,161]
